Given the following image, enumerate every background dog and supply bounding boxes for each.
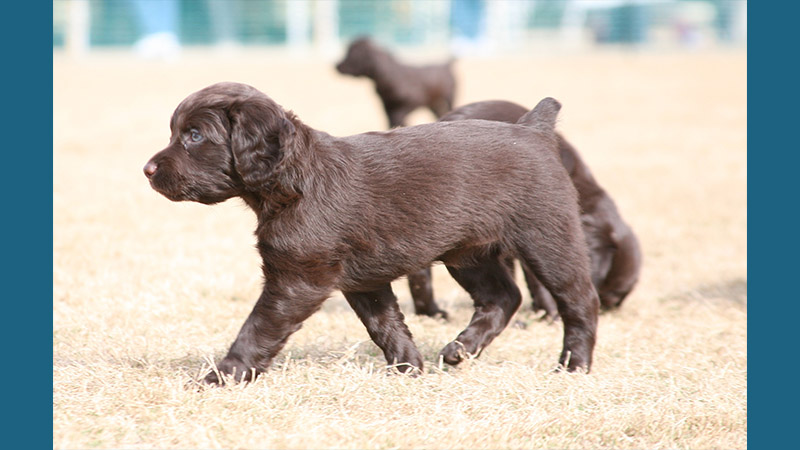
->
[336,37,456,128]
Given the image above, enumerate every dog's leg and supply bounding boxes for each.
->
[204,287,328,384]
[516,237,599,372]
[343,284,424,373]
[407,267,448,319]
[521,265,560,321]
[384,103,414,128]
[430,97,452,118]
[439,257,522,365]
[501,256,559,321]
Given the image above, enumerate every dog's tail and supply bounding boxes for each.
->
[515,97,561,133]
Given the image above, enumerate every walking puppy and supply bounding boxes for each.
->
[336,37,456,128]
[143,82,599,383]
[408,100,641,320]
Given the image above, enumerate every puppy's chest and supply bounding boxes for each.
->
[256,213,340,256]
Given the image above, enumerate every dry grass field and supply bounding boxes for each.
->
[53,48,746,449]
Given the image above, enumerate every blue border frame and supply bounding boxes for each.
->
[748,2,794,448]
[7,2,54,447]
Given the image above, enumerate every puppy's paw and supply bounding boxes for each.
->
[556,350,591,374]
[511,319,528,330]
[418,307,449,321]
[439,340,467,366]
[538,312,560,324]
[201,357,257,385]
[202,370,225,386]
[388,362,423,377]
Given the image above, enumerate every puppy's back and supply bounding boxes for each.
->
[347,119,561,188]
[336,118,572,238]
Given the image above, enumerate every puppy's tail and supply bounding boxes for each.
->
[515,97,561,133]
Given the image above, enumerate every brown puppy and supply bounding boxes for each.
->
[409,100,641,320]
[143,82,599,384]
[336,37,456,128]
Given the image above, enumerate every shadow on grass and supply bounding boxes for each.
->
[667,277,747,306]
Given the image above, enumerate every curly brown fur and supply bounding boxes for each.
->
[143,83,598,384]
[408,100,641,321]
[336,37,456,128]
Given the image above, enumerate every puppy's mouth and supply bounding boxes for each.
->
[149,179,188,202]
[149,175,234,205]
[146,169,190,202]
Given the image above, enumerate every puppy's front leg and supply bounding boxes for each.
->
[204,286,328,384]
[343,285,424,373]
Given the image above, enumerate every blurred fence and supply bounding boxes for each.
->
[53,0,746,57]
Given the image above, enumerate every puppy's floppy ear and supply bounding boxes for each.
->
[229,99,296,189]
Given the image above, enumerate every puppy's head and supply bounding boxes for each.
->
[582,213,642,309]
[143,82,296,204]
[336,37,378,77]
[597,230,642,309]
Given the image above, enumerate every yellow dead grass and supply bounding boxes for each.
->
[54,48,746,449]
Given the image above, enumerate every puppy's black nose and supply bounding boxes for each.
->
[143,161,158,178]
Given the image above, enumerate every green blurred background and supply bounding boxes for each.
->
[53,0,746,57]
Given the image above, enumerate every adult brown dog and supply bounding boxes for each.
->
[409,101,642,320]
[336,37,456,128]
[143,82,599,384]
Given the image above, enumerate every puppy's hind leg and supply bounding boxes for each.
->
[515,232,599,372]
[439,256,522,365]
[522,265,560,321]
[408,266,448,319]
[344,284,424,374]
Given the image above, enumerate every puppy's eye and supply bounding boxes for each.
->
[189,129,203,143]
